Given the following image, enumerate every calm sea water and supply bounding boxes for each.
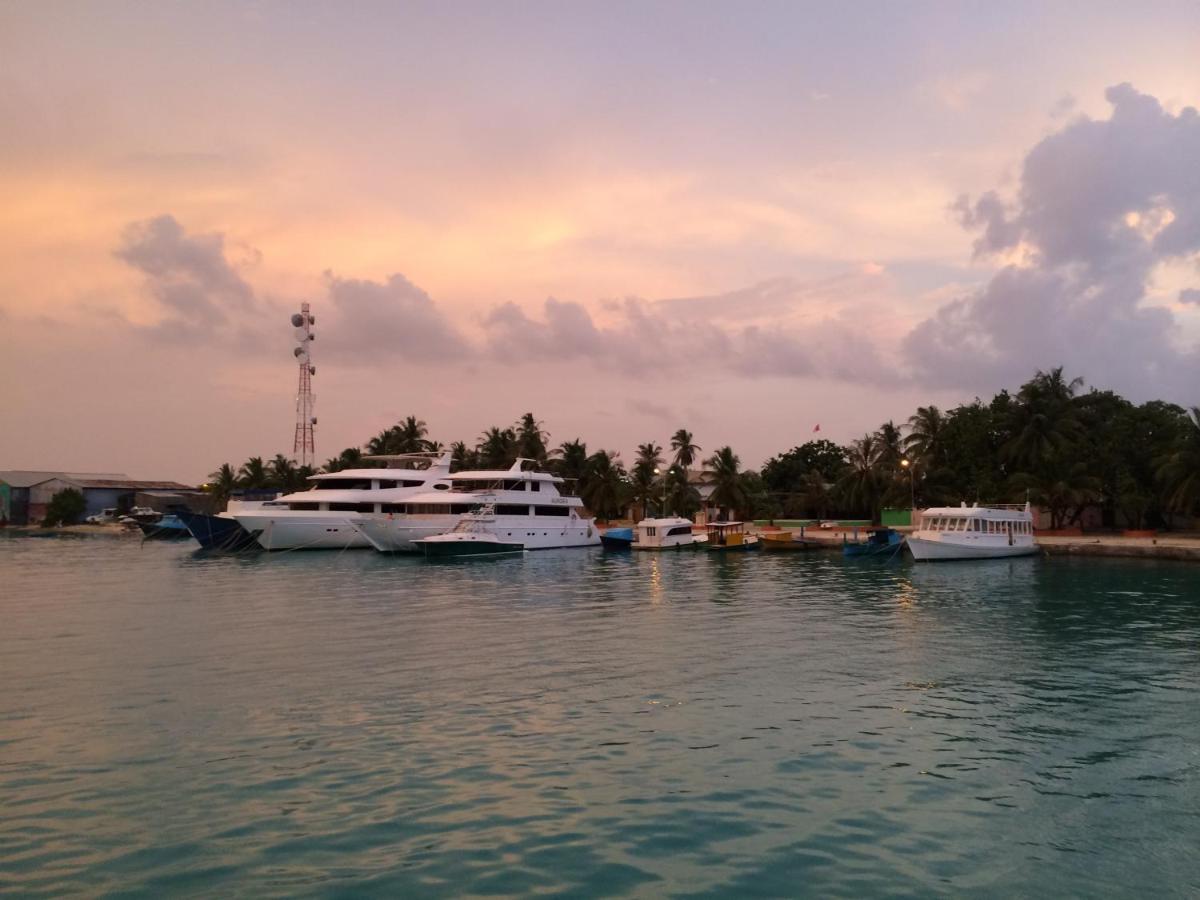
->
[1,535,1198,898]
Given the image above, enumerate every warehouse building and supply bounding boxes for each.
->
[0,471,201,525]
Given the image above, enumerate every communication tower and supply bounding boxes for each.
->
[291,303,317,467]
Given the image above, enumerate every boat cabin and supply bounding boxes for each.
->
[706,521,749,547]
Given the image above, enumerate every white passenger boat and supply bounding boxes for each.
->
[906,502,1037,561]
[232,453,453,550]
[632,517,707,550]
[353,459,599,553]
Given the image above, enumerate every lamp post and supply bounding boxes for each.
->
[654,467,669,517]
[900,458,915,524]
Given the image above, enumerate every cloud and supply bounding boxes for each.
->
[1181,288,1200,305]
[115,214,256,331]
[320,272,469,363]
[905,83,1200,401]
[482,278,896,384]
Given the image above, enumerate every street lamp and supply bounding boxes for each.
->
[900,458,915,523]
[654,466,669,518]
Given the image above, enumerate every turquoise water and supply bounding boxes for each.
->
[2,536,1199,897]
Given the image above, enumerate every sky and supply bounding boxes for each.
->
[2,1,1199,483]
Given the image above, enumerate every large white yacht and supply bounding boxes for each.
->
[232,453,454,550]
[907,502,1038,561]
[353,459,599,553]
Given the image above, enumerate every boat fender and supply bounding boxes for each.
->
[587,525,593,538]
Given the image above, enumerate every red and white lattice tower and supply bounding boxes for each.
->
[291,303,316,467]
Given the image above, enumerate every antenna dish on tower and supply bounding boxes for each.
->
[291,302,316,467]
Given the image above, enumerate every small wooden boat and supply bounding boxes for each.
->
[843,528,903,558]
[760,530,818,552]
[705,521,760,552]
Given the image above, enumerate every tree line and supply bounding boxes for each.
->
[205,368,1200,528]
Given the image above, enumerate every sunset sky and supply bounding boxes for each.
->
[2,2,1199,482]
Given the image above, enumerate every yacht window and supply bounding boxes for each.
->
[377,479,425,489]
[433,483,450,490]
[666,525,692,536]
[381,504,404,514]
[289,502,320,511]
[497,504,531,516]
[530,482,540,492]
[327,503,376,512]
[535,506,570,517]
[503,480,526,491]
[646,527,656,536]
[315,478,373,490]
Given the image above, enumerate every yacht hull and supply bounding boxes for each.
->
[357,515,598,553]
[907,536,1038,561]
[233,513,372,550]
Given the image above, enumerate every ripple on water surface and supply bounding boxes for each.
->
[1,535,1199,897]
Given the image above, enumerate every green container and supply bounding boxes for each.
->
[880,508,912,527]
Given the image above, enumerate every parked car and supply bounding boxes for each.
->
[86,508,120,524]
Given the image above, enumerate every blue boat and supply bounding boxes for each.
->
[843,528,903,558]
[600,527,634,550]
[175,509,262,552]
[137,514,193,540]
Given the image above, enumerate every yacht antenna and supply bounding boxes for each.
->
[291,302,316,467]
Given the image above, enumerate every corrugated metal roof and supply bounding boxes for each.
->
[0,470,130,488]
[69,478,194,490]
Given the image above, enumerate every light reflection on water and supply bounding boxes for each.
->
[1,534,1199,897]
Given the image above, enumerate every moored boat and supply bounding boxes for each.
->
[600,527,634,550]
[414,507,525,558]
[705,521,760,552]
[760,530,817,551]
[633,517,707,550]
[843,528,903,558]
[354,459,598,553]
[175,509,262,552]
[907,503,1037,561]
[137,514,191,540]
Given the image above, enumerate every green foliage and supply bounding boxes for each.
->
[44,488,86,526]
[670,429,700,470]
[579,450,627,521]
[515,413,550,463]
[706,446,747,517]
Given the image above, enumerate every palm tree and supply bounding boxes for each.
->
[269,454,303,492]
[205,463,239,507]
[664,466,701,518]
[515,412,550,463]
[580,450,627,521]
[397,416,430,452]
[837,435,882,521]
[802,469,832,520]
[1010,461,1102,530]
[904,405,945,467]
[553,439,589,481]
[670,429,700,470]
[705,446,747,518]
[1002,368,1085,471]
[238,456,271,490]
[450,440,479,471]
[1157,406,1200,515]
[478,426,518,468]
